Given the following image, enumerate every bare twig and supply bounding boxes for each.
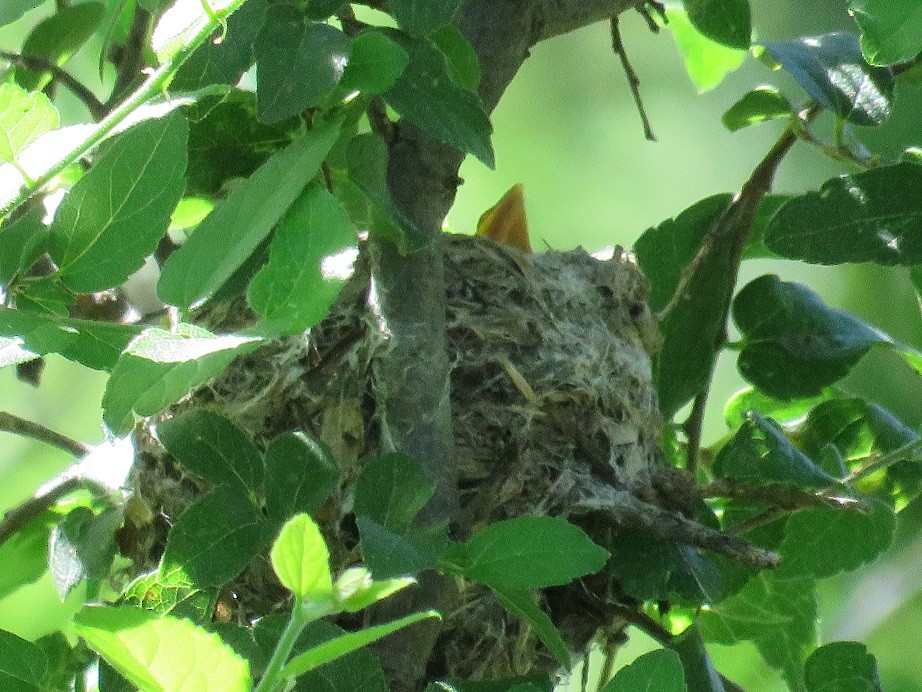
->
[0,51,107,120]
[0,411,90,457]
[610,16,656,141]
[106,6,151,110]
[683,384,709,475]
[606,601,674,644]
[0,476,83,547]
[700,478,868,513]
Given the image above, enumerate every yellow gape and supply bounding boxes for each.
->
[475,183,532,253]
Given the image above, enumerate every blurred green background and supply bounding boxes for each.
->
[2,1,922,689]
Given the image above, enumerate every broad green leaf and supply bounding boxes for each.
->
[601,649,686,692]
[256,9,350,123]
[700,572,816,683]
[49,111,188,292]
[446,516,609,589]
[430,24,480,91]
[0,83,59,165]
[270,513,335,605]
[282,610,440,678]
[344,133,427,251]
[684,0,751,49]
[171,0,268,91]
[158,119,342,309]
[49,506,121,599]
[384,31,494,167]
[184,90,299,196]
[723,386,831,430]
[157,409,263,496]
[0,308,139,371]
[264,431,338,522]
[334,567,415,613]
[715,411,838,488]
[247,183,357,335]
[74,606,251,691]
[0,627,47,691]
[122,569,215,620]
[761,33,894,126]
[804,641,881,691]
[340,30,410,95]
[733,274,922,398]
[162,486,269,588]
[0,513,53,600]
[102,325,262,433]
[15,3,105,91]
[0,0,44,26]
[764,163,922,265]
[390,0,463,36]
[722,86,793,131]
[357,517,441,579]
[33,633,85,692]
[744,193,793,260]
[633,194,734,419]
[850,0,922,65]
[14,277,72,316]
[353,453,433,533]
[492,586,571,669]
[792,398,922,509]
[777,500,895,578]
[0,206,47,285]
[663,7,746,92]
[305,0,344,20]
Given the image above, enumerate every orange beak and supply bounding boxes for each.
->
[475,183,532,253]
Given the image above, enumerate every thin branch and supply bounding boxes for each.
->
[606,602,673,644]
[683,384,709,475]
[700,478,868,513]
[0,411,90,457]
[0,476,82,547]
[0,51,106,120]
[610,16,656,141]
[842,437,922,485]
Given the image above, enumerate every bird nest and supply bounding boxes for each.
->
[128,233,664,685]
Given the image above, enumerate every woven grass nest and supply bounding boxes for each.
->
[129,233,666,685]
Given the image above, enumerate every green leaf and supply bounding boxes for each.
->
[0,308,139,371]
[850,0,922,65]
[669,626,725,692]
[722,86,794,131]
[162,486,269,588]
[334,567,415,613]
[777,500,895,578]
[390,0,463,36]
[804,641,881,692]
[715,411,838,488]
[353,453,433,533]
[663,7,746,92]
[270,513,335,605]
[685,0,751,49]
[122,569,216,620]
[256,9,351,123]
[633,194,734,419]
[0,206,46,285]
[15,3,105,91]
[0,82,59,165]
[264,432,338,522]
[384,31,494,167]
[48,111,188,292]
[764,163,922,265]
[343,133,427,251]
[0,513,53,600]
[282,610,440,678]
[357,517,441,579]
[700,571,816,683]
[0,0,44,27]
[102,325,262,433]
[305,0,344,20]
[0,627,47,691]
[14,278,72,316]
[723,386,830,430]
[49,506,121,599]
[733,274,920,398]
[760,32,895,126]
[430,24,480,91]
[158,119,342,309]
[600,649,686,692]
[74,606,251,691]
[171,0,268,91]
[340,30,410,95]
[247,183,357,334]
[446,516,609,589]
[492,586,571,669]
[157,409,263,496]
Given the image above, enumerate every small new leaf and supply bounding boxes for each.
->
[270,513,335,606]
[722,86,794,131]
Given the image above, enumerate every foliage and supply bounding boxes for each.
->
[0,0,920,690]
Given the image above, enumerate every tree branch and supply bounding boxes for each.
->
[0,411,91,457]
[0,51,107,120]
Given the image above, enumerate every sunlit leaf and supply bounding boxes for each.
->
[0,83,59,166]
[850,0,922,65]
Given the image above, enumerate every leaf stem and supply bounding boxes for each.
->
[255,599,309,692]
[0,0,248,220]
